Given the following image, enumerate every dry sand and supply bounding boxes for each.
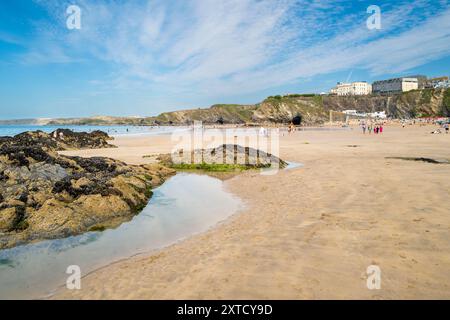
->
[55,124,450,299]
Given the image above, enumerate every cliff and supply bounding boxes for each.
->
[147,89,449,125]
[322,88,450,118]
[2,89,448,126]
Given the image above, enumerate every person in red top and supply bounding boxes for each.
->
[380,125,383,133]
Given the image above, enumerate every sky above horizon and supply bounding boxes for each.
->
[0,0,450,119]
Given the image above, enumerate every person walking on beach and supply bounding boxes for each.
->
[444,123,449,134]
[288,122,294,134]
[368,122,372,134]
[379,125,383,134]
[259,127,265,136]
[361,122,366,134]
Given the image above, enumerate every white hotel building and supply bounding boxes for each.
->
[330,82,372,96]
[372,77,419,94]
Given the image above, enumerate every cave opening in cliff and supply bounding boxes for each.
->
[292,115,302,125]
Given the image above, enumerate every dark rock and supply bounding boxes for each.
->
[0,129,116,152]
[0,144,175,249]
[70,156,118,173]
[48,129,116,150]
[0,145,55,166]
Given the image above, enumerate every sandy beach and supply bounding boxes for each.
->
[54,124,450,299]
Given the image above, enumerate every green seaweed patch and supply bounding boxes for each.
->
[127,181,154,199]
[169,162,267,172]
[14,220,29,231]
[144,188,153,198]
[7,206,29,232]
[133,202,148,213]
[89,225,106,232]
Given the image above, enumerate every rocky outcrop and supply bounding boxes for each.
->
[160,144,287,169]
[251,96,328,124]
[0,129,116,151]
[0,145,175,249]
[151,104,258,125]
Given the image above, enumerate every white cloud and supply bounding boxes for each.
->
[21,0,450,98]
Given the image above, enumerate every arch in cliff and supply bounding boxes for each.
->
[292,115,302,125]
[216,117,224,125]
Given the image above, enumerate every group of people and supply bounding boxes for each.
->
[288,123,296,134]
[431,122,449,134]
[361,121,383,134]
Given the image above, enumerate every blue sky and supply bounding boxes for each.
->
[0,0,450,119]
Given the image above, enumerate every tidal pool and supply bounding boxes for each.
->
[0,173,242,299]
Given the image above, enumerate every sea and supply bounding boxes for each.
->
[0,124,351,137]
[0,125,186,137]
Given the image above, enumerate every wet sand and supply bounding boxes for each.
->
[55,124,450,299]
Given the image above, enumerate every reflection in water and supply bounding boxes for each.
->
[259,161,303,175]
[0,173,242,299]
[0,258,15,268]
[285,162,303,170]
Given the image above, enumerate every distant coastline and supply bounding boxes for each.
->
[0,118,52,125]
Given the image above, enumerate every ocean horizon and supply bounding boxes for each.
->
[0,124,188,137]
